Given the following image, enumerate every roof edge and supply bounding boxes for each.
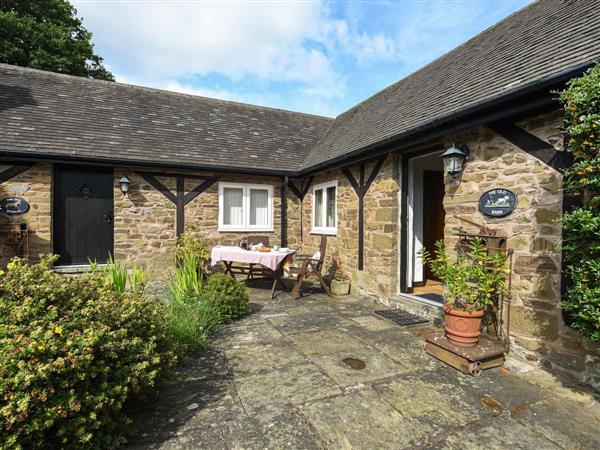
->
[299,59,597,175]
[0,63,334,121]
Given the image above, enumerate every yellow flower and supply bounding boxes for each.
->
[0,269,4,276]
[54,326,63,335]
[6,262,15,270]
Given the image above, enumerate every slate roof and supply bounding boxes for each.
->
[302,0,600,170]
[1,0,600,174]
[0,64,333,173]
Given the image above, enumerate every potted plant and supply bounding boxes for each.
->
[420,238,508,347]
[329,256,351,296]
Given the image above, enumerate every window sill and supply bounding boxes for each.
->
[218,227,274,233]
[311,229,337,236]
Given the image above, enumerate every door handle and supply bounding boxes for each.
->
[104,211,113,223]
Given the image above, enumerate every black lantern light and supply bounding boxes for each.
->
[441,143,469,176]
[118,175,131,195]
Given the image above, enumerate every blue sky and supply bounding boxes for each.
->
[74,0,531,117]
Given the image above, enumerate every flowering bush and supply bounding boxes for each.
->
[559,63,600,340]
[0,256,176,449]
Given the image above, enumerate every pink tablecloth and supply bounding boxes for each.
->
[211,246,294,271]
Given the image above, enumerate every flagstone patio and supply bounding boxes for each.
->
[126,286,600,449]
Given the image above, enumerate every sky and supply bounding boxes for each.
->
[73,0,532,118]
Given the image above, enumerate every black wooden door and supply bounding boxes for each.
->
[423,170,445,281]
[53,165,114,265]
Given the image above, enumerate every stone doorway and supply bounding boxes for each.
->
[403,150,445,304]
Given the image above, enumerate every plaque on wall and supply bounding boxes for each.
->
[479,189,517,217]
[0,197,30,215]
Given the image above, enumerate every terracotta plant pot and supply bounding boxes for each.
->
[331,279,350,296]
[443,303,484,347]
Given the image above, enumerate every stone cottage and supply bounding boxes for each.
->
[1,0,599,380]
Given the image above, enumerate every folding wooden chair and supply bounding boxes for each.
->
[290,235,333,300]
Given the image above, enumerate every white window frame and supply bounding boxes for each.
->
[311,180,338,235]
[218,182,273,232]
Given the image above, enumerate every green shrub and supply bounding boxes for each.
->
[164,292,222,352]
[0,256,176,450]
[420,238,508,312]
[167,247,204,304]
[204,274,250,323]
[558,62,600,340]
[97,254,148,295]
[175,230,210,275]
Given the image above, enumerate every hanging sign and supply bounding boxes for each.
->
[0,197,30,215]
[479,189,517,217]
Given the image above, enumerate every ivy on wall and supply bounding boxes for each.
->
[559,62,600,340]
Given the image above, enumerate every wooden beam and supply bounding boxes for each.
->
[138,172,177,204]
[0,164,33,184]
[488,121,570,171]
[138,172,218,237]
[342,156,387,271]
[184,177,218,205]
[280,184,287,247]
[176,176,185,236]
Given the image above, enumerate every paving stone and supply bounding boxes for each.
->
[309,346,401,386]
[222,412,323,449]
[127,289,600,449]
[213,320,283,347]
[514,397,600,449]
[433,417,561,450]
[303,389,428,449]
[126,424,227,450]
[267,312,355,335]
[438,366,546,412]
[373,370,491,433]
[287,329,366,356]
[224,342,308,375]
[234,363,342,415]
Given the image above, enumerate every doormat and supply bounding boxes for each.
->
[374,309,429,326]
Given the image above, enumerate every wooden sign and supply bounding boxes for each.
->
[0,197,30,215]
[479,189,517,218]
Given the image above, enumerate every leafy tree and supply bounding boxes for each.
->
[0,0,113,80]
[559,62,600,340]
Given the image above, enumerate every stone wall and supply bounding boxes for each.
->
[293,156,400,296]
[0,163,52,266]
[443,110,599,385]
[113,167,286,276]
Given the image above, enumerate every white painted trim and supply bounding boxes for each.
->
[218,182,274,232]
[311,180,338,235]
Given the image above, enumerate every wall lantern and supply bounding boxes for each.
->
[441,143,470,176]
[118,175,131,195]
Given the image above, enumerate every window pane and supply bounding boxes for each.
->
[223,187,243,225]
[326,186,336,228]
[314,189,323,227]
[249,188,269,226]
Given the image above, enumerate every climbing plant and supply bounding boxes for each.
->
[559,62,600,340]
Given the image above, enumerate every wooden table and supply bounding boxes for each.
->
[211,246,295,298]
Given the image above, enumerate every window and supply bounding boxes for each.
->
[218,182,273,232]
[312,180,337,235]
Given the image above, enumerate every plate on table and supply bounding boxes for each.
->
[279,247,290,253]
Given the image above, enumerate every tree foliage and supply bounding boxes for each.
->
[559,63,600,340]
[0,0,113,80]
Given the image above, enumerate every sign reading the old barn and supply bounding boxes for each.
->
[0,197,30,215]
[479,189,517,217]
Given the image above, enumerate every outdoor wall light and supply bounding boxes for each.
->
[441,143,470,176]
[118,175,131,195]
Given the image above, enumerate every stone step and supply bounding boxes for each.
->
[378,294,444,326]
